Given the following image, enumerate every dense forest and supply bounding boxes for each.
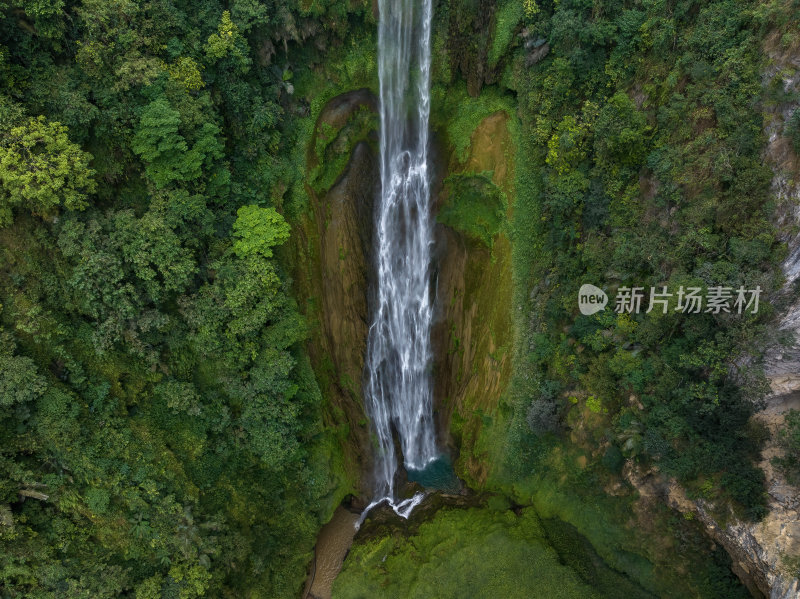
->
[0,0,799,598]
[0,1,359,596]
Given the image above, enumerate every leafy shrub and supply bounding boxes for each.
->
[527,398,559,434]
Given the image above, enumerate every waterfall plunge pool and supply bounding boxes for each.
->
[406,454,461,494]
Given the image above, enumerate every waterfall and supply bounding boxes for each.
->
[361,0,438,521]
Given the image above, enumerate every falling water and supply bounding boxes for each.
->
[360,0,438,522]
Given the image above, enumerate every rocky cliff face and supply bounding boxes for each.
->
[290,86,517,494]
[625,445,799,599]
[765,39,800,389]
[290,89,379,497]
[432,111,515,485]
[749,37,800,599]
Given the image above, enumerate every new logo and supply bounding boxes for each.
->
[578,284,608,316]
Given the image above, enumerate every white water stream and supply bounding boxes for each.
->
[360,0,438,524]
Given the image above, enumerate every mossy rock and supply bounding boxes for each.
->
[307,89,379,194]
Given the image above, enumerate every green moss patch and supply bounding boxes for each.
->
[333,507,614,599]
[308,106,378,194]
[438,172,506,247]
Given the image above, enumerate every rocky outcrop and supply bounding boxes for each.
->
[764,40,800,392]
[757,38,800,599]
[520,28,549,67]
[625,459,799,599]
[291,89,380,497]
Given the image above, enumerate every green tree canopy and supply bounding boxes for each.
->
[0,116,95,226]
[131,98,224,188]
[231,205,291,260]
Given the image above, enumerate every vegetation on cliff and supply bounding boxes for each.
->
[334,502,749,599]
[459,0,793,522]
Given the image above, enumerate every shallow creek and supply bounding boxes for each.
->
[303,507,360,599]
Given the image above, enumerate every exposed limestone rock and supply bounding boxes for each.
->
[764,40,800,390]
[755,38,800,598]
